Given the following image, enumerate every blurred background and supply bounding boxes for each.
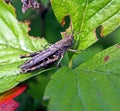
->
[9,0,120,110]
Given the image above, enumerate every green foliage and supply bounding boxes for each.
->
[51,0,120,50]
[44,45,120,111]
[44,0,120,111]
[0,0,120,111]
[0,0,48,93]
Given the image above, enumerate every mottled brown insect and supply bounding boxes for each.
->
[20,32,74,73]
[21,0,39,13]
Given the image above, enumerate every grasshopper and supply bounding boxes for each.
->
[20,31,74,73]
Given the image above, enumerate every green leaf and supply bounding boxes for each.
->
[28,75,49,101]
[51,0,120,50]
[41,0,49,7]
[44,45,120,111]
[0,0,48,93]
